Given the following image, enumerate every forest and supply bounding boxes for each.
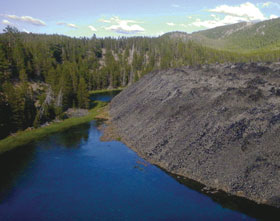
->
[1,25,280,139]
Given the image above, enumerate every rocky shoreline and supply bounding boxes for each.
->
[106,63,280,208]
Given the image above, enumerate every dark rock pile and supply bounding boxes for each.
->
[109,62,280,207]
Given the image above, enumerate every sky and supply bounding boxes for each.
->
[0,0,280,38]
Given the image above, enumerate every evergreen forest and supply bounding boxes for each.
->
[1,20,280,139]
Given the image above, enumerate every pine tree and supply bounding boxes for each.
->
[0,92,12,138]
[77,77,89,109]
[19,69,28,82]
[60,70,74,111]
[0,44,11,83]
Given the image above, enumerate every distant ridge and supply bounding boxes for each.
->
[162,18,280,52]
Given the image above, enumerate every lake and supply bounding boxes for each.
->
[0,92,278,220]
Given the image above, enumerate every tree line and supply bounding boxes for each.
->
[1,26,280,139]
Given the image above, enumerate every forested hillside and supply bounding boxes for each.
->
[190,18,280,52]
[1,24,280,139]
[164,18,280,52]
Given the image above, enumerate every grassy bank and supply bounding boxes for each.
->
[0,101,107,155]
[89,88,124,95]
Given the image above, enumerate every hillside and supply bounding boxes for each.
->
[164,18,280,52]
[108,62,280,208]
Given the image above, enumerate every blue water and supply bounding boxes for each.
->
[0,122,253,221]
[0,92,277,220]
[90,90,121,102]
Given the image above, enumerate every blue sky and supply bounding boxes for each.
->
[1,0,280,37]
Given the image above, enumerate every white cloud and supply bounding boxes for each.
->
[210,14,218,19]
[167,22,176,26]
[99,18,112,23]
[101,17,144,34]
[2,19,12,25]
[209,2,266,21]
[262,2,280,9]
[171,4,180,8]
[153,31,165,37]
[4,15,46,26]
[100,16,142,24]
[22,28,30,33]
[68,24,78,29]
[270,14,279,19]
[88,25,97,31]
[192,15,248,29]
[190,2,271,29]
[180,24,188,28]
[57,22,78,29]
[262,2,272,7]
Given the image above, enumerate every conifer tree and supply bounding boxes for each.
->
[77,77,89,109]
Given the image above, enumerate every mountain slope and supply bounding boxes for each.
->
[164,18,280,52]
[108,62,280,208]
[221,18,280,51]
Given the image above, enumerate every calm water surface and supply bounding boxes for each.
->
[90,90,121,102]
[0,93,278,220]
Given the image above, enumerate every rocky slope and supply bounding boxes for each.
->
[108,62,280,207]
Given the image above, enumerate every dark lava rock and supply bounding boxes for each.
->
[109,62,280,207]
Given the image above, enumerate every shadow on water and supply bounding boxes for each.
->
[0,123,92,204]
[0,144,36,203]
[165,170,280,220]
[42,122,91,149]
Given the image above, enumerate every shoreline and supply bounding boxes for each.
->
[0,101,108,155]
[89,88,124,95]
[101,116,280,217]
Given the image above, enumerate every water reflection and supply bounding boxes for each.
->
[37,123,91,150]
[0,144,36,203]
[0,121,263,220]
[0,91,117,206]
[168,172,280,220]
[52,123,90,149]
